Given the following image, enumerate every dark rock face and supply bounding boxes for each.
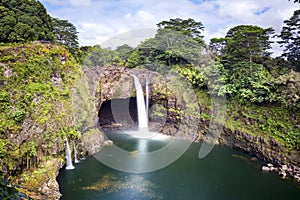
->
[38,159,64,200]
[220,127,300,181]
[81,128,105,155]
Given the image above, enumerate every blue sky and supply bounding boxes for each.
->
[40,0,299,55]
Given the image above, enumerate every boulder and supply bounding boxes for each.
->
[81,128,105,155]
[262,166,270,172]
[278,170,287,178]
[104,140,113,146]
[267,163,273,167]
[281,165,288,171]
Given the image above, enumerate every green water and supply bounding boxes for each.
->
[57,131,300,200]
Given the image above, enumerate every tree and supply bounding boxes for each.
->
[115,44,134,60]
[227,62,278,103]
[0,0,55,43]
[209,25,277,103]
[226,25,274,67]
[157,18,205,45]
[83,45,118,66]
[126,18,205,68]
[209,38,227,56]
[52,18,79,48]
[278,9,300,71]
[276,70,300,109]
[212,25,274,70]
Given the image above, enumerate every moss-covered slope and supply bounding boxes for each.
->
[0,44,81,198]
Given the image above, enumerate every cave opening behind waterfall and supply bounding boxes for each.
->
[98,96,177,132]
[98,97,139,129]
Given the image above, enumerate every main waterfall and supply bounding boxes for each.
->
[133,75,148,129]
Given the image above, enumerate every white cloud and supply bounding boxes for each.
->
[68,0,92,7]
[137,10,155,24]
[41,0,298,56]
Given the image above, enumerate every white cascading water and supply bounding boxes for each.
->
[73,141,80,163]
[65,139,75,170]
[133,75,148,129]
[146,77,149,116]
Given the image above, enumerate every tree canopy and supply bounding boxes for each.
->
[0,0,55,43]
[157,18,205,45]
[0,0,79,48]
[211,25,274,69]
[124,18,205,69]
[278,9,300,71]
[52,17,79,48]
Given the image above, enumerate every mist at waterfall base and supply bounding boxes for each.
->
[58,76,300,199]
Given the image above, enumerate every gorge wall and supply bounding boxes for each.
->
[91,65,300,182]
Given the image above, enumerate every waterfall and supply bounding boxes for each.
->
[146,77,149,116]
[65,139,75,170]
[73,141,80,163]
[133,75,148,128]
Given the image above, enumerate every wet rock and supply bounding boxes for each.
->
[281,165,288,171]
[29,158,64,200]
[262,166,270,172]
[267,163,273,167]
[161,125,177,135]
[250,157,258,161]
[278,170,287,178]
[104,140,113,146]
[81,128,105,155]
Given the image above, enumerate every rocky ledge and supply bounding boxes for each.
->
[262,163,300,182]
[220,127,300,183]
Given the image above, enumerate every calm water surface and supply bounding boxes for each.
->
[57,130,300,200]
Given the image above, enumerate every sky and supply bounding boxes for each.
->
[40,0,299,56]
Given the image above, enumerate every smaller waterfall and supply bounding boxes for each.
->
[133,75,148,128]
[65,139,75,170]
[73,141,80,163]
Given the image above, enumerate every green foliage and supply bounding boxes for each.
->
[202,61,228,96]
[277,9,300,71]
[209,25,279,104]
[177,64,207,88]
[0,92,10,103]
[125,18,205,69]
[0,140,6,158]
[83,45,119,66]
[276,70,300,109]
[0,0,55,43]
[212,25,274,69]
[61,127,81,140]
[115,44,134,61]
[52,17,79,48]
[125,49,140,68]
[0,44,79,177]
[0,170,31,200]
[225,102,300,150]
[157,18,205,45]
[225,62,278,103]
[28,141,37,157]
[12,109,26,123]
